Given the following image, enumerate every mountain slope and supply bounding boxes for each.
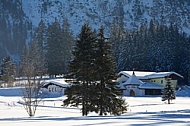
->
[0,0,190,62]
[0,0,32,62]
[22,0,190,35]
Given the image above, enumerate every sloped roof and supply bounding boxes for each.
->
[119,71,183,80]
[145,72,183,79]
[119,71,155,79]
[42,79,70,88]
[124,71,144,85]
[139,82,163,89]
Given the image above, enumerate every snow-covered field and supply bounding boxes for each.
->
[0,87,190,126]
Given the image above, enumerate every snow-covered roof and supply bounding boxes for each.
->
[119,71,183,80]
[124,72,144,85]
[42,79,70,88]
[145,72,183,79]
[139,82,163,89]
[119,71,155,79]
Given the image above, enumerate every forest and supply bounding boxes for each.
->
[111,19,190,85]
[1,18,190,86]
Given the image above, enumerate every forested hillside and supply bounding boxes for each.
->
[0,0,190,84]
[0,0,32,62]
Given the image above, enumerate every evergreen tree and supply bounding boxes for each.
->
[46,18,64,77]
[0,56,15,87]
[63,23,97,116]
[19,44,28,77]
[92,26,127,115]
[61,18,75,74]
[147,19,157,71]
[32,20,47,77]
[110,20,126,72]
[64,24,127,116]
[162,77,176,104]
[19,42,45,78]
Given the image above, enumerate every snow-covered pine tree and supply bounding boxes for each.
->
[63,23,97,116]
[91,26,127,116]
[162,77,176,104]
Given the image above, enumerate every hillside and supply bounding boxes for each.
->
[22,0,190,35]
[0,0,190,62]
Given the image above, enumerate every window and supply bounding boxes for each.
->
[161,80,163,84]
[145,89,161,95]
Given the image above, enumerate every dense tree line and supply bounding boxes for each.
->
[46,18,74,76]
[16,18,190,85]
[1,18,190,85]
[110,19,190,85]
[19,18,74,77]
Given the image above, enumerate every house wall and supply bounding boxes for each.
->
[123,85,145,96]
[118,74,178,89]
[148,78,177,88]
[41,85,66,96]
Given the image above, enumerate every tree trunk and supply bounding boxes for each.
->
[168,99,170,104]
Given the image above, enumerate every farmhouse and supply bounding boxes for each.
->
[41,79,70,97]
[117,71,183,96]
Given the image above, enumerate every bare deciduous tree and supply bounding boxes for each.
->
[19,42,45,117]
[21,78,41,117]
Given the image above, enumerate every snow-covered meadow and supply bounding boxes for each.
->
[0,87,190,126]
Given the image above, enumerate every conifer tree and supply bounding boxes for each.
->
[46,18,64,77]
[109,20,126,72]
[33,20,47,77]
[61,18,75,74]
[162,77,176,104]
[1,56,15,87]
[92,26,127,115]
[64,24,127,116]
[63,23,97,116]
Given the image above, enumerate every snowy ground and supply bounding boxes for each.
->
[0,87,190,126]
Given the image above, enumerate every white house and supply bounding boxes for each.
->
[41,79,70,97]
[118,71,183,96]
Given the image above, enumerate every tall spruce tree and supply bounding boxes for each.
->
[61,18,74,74]
[63,23,97,116]
[162,77,176,104]
[46,18,64,77]
[32,20,47,77]
[92,26,127,115]
[64,24,127,116]
[110,20,126,72]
